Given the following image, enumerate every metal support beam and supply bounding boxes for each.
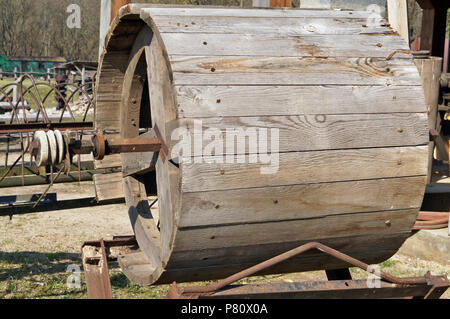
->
[0,122,93,134]
[82,236,137,299]
[167,242,450,299]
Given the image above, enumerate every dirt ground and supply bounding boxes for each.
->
[0,181,449,299]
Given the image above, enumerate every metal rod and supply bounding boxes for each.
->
[0,122,94,134]
[32,169,63,208]
[181,242,428,294]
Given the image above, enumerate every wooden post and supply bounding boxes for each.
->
[47,68,51,83]
[0,68,3,80]
[99,0,130,58]
[415,57,442,183]
[14,67,17,80]
[111,0,130,22]
[99,0,111,58]
[12,84,17,104]
[420,7,435,52]
[81,65,86,86]
[387,0,409,44]
[253,0,291,7]
[444,38,449,73]
[269,0,292,7]
[417,0,449,59]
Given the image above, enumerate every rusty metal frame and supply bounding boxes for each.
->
[80,238,449,299]
[82,236,137,299]
[167,242,450,299]
[0,121,93,134]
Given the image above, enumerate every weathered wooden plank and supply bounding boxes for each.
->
[168,113,428,154]
[171,56,420,86]
[93,172,124,202]
[134,247,399,285]
[123,232,409,285]
[0,171,95,188]
[175,85,427,117]
[95,50,129,130]
[415,57,443,182]
[172,209,417,251]
[141,7,374,19]
[167,231,411,270]
[170,56,420,86]
[150,16,390,35]
[181,146,428,192]
[104,7,429,286]
[160,33,410,58]
[179,176,426,227]
[94,152,122,170]
[120,27,153,177]
[145,34,180,256]
[387,0,409,43]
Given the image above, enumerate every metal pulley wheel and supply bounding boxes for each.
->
[54,130,65,165]
[91,132,106,161]
[32,129,68,167]
[46,130,58,165]
[33,131,49,167]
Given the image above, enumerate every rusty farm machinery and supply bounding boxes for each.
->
[1,3,450,299]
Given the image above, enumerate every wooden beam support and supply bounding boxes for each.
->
[387,0,410,44]
[111,0,130,22]
[270,0,292,7]
[415,57,442,182]
[418,0,449,60]
[253,0,291,8]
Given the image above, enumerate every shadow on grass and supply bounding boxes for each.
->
[0,251,81,281]
[0,251,168,299]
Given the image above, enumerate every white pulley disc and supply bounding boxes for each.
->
[63,131,71,174]
[46,130,58,165]
[33,131,49,167]
[54,130,65,165]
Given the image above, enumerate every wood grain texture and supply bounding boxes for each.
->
[179,176,427,227]
[98,7,428,286]
[121,232,410,285]
[387,0,409,43]
[169,113,428,154]
[166,231,411,270]
[172,209,417,250]
[159,248,398,284]
[141,7,374,19]
[93,172,124,201]
[161,33,410,58]
[181,146,428,192]
[175,85,427,117]
[150,16,390,35]
[145,31,181,264]
[94,154,122,170]
[170,56,420,86]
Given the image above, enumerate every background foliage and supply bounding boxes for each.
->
[0,0,447,62]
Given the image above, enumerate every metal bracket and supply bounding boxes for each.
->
[153,124,168,163]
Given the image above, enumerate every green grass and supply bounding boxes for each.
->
[1,250,448,299]
[0,251,169,299]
